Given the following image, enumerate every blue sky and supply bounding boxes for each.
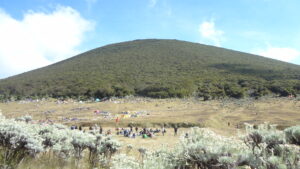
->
[0,0,300,78]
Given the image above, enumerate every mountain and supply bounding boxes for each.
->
[0,39,299,100]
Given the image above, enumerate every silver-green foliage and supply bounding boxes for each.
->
[0,113,121,169]
[284,125,300,145]
[111,126,300,169]
[174,127,249,168]
[111,150,176,169]
[0,115,43,168]
[241,123,299,169]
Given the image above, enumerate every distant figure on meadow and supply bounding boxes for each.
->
[130,126,133,132]
[162,127,166,136]
[174,126,178,136]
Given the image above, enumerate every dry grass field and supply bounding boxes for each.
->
[1,97,299,129]
[1,97,300,134]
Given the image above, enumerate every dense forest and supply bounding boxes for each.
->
[0,39,300,101]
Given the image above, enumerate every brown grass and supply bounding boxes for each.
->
[1,97,300,133]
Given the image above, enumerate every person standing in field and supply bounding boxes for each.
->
[135,126,138,132]
[99,126,103,134]
[162,127,166,136]
[130,126,133,132]
[174,126,178,136]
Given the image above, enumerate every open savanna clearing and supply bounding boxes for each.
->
[1,97,299,131]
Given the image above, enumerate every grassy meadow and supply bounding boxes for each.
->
[1,97,300,131]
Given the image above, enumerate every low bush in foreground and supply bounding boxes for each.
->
[111,124,300,169]
[0,114,120,169]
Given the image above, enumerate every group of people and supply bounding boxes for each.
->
[116,126,181,138]
[70,124,181,138]
[70,125,104,134]
[116,127,162,138]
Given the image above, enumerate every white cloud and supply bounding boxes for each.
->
[0,6,93,79]
[255,47,300,62]
[199,20,224,47]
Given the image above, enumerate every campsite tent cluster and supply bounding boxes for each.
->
[93,110,149,121]
[119,110,148,118]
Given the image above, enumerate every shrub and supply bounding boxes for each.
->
[0,113,121,169]
[173,127,248,168]
[111,150,176,169]
[0,117,44,169]
[243,123,299,169]
[284,126,300,145]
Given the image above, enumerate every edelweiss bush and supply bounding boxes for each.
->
[111,150,175,169]
[173,127,249,168]
[0,116,44,169]
[0,113,121,169]
[242,123,299,169]
[284,125,300,145]
[111,126,299,169]
[87,134,121,168]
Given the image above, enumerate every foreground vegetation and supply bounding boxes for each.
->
[0,113,299,169]
[0,39,300,101]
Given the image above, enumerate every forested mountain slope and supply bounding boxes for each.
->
[0,39,299,100]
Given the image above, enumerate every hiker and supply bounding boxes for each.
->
[99,127,103,134]
[130,126,133,132]
[162,127,166,136]
[174,126,178,136]
[124,129,129,137]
